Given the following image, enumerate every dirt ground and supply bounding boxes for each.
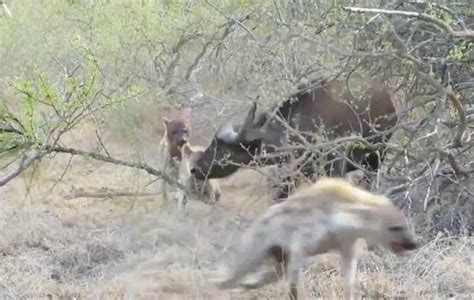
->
[1,148,473,299]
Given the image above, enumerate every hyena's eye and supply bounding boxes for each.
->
[388,226,404,232]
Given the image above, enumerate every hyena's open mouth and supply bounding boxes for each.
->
[390,241,417,253]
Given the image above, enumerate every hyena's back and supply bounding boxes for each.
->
[291,177,392,207]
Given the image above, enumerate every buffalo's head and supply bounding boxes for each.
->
[190,102,269,180]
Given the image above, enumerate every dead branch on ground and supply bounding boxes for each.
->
[65,186,160,200]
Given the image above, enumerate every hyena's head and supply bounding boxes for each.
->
[363,204,418,253]
[163,113,190,158]
[179,144,205,182]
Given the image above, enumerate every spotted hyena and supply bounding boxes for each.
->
[156,110,191,210]
[214,175,418,300]
[178,143,221,210]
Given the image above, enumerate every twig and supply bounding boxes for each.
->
[343,7,474,39]
[423,159,440,211]
[411,70,467,148]
[40,153,74,202]
[205,1,258,42]
[95,130,111,158]
[163,32,197,89]
[1,1,12,18]
[431,3,467,31]
[277,134,386,152]
[384,182,409,197]
[0,124,23,135]
[185,34,215,81]
[0,152,45,186]
[446,90,467,148]
[438,148,469,177]
[394,48,468,150]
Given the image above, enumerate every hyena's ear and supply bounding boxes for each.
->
[346,170,364,185]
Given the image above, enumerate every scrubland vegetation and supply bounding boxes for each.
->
[0,1,473,299]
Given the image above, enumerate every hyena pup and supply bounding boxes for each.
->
[178,144,221,210]
[214,176,418,300]
[157,112,190,210]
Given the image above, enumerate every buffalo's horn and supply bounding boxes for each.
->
[240,102,257,132]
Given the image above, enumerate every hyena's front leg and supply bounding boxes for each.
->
[286,249,306,300]
[340,241,359,300]
[239,245,288,289]
[216,230,270,289]
[286,229,327,300]
[284,236,310,300]
[175,190,188,215]
[209,180,221,202]
[161,181,170,208]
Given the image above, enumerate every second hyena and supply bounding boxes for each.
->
[214,176,418,300]
[178,144,221,211]
[157,114,190,210]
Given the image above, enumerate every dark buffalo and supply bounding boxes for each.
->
[191,77,398,201]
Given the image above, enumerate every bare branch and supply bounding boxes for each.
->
[205,1,257,41]
[438,148,470,177]
[95,129,112,158]
[0,152,44,186]
[185,36,214,82]
[44,145,186,189]
[276,134,387,153]
[163,32,200,90]
[431,3,467,31]
[0,142,188,191]
[446,90,467,148]
[0,124,23,135]
[343,6,474,39]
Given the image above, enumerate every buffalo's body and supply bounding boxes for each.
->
[192,77,398,201]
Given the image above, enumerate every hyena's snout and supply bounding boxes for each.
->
[390,234,418,253]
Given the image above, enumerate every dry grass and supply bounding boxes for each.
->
[1,135,473,299]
